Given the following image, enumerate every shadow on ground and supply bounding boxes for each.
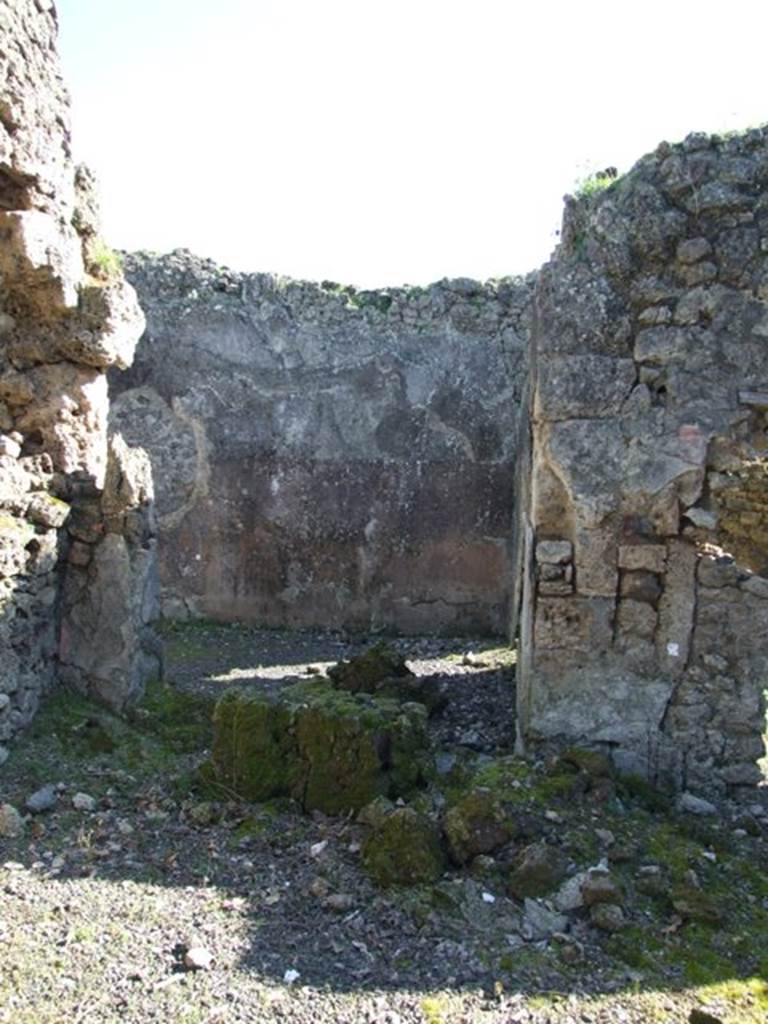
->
[0,622,766,1024]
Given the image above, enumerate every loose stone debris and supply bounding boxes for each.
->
[2,624,765,1024]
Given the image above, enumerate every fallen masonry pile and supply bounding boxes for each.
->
[202,642,764,953]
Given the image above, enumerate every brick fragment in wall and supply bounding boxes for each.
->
[655,540,697,676]
[573,527,618,597]
[537,579,574,596]
[618,544,667,573]
[676,237,712,264]
[538,562,572,582]
[741,574,768,599]
[533,596,614,652]
[697,555,741,588]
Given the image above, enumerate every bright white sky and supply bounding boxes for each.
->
[56,0,767,287]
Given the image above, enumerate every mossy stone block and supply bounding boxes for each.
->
[327,642,412,693]
[361,806,446,886]
[210,682,430,814]
[328,643,447,714]
[508,841,569,899]
[443,786,518,864]
[211,689,299,802]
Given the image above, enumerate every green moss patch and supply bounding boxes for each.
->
[361,807,446,886]
[443,787,518,864]
[135,681,215,753]
[209,681,431,814]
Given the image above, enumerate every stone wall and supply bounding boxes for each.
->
[515,129,768,797]
[115,252,534,635]
[0,0,157,759]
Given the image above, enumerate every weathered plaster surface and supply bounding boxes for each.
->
[115,254,534,634]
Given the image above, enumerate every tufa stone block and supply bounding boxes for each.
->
[618,544,667,574]
[536,539,573,565]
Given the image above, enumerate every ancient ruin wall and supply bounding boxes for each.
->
[0,0,157,758]
[516,129,768,796]
[114,253,533,635]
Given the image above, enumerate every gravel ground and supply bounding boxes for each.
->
[0,624,766,1024]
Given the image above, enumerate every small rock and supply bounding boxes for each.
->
[609,842,639,863]
[116,818,134,836]
[184,945,214,970]
[679,792,717,816]
[636,865,667,898]
[188,801,215,826]
[671,885,723,925]
[733,813,761,837]
[26,785,58,814]
[361,807,446,886]
[323,893,355,913]
[357,796,395,830]
[283,968,301,984]
[0,745,8,767]
[0,804,24,838]
[462,652,488,668]
[522,898,569,940]
[590,902,625,932]
[443,787,517,865]
[457,729,482,749]
[310,876,330,899]
[554,871,588,912]
[0,435,21,458]
[72,792,97,812]
[581,870,623,906]
[559,941,584,964]
[595,828,615,846]
[310,840,328,858]
[689,1008,725,1024]
[469,854,497,879]
[508,841,569,900]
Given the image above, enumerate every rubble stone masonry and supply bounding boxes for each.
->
[513,129,768,796]
[0,0,158,761]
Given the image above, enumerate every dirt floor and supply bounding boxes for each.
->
[0,622,766,1024]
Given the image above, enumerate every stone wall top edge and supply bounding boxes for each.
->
[122,248,539,306]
